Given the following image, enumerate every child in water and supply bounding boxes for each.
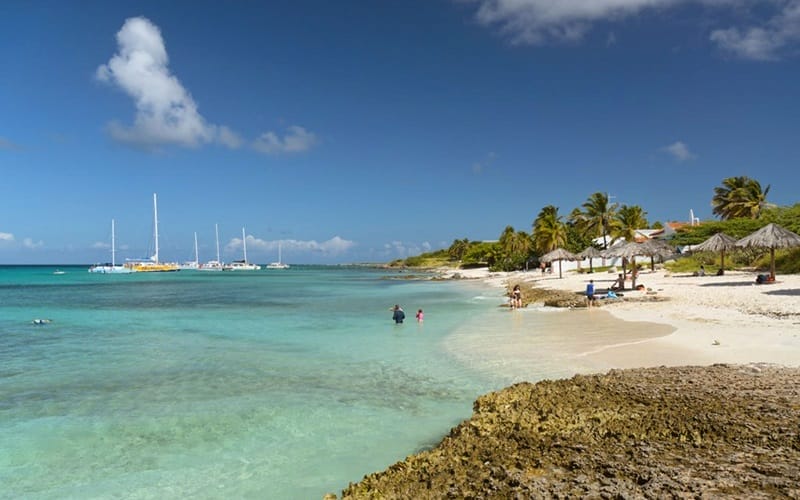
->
[416,309,424,322]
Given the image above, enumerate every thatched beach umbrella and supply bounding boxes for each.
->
[578,246,603,273]
[736,223,800,280]
[693,232,738,275]
[604,242,647,289]
[639,239,675,271]
[540,248,579,279]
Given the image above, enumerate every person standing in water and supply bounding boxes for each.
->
[416,309,424,323]
[392,305,405,324]
[511,284,522,309]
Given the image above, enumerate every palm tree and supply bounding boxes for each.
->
[447,238,470,262]
[497,226,532,270]
[578,192,619,249]
[532,205,567,254]
[712,176,771,220]
[613,205,649,242]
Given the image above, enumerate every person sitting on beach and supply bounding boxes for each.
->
[586,280,596,307]
[611,273,625,291]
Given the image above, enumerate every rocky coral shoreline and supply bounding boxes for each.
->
[504,280,669,309]
[338,364,800,499]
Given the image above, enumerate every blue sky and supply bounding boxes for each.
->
[2,1,799,264]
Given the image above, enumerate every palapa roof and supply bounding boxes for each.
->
[736,223,800,250]
[602,241,642,259]
[578,246,603,258]
[639,238,675,257]
[693,232,738,253]
[539,247,579,263]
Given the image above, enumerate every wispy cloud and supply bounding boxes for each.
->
[661,140,696,161]
[0,232,44,250]
[710,2,800,61]
[467,0,685,45]
[465,0,800,60]
[382,240,432,258]
[472,151,497,174]
[252,126,317,155]
[97,17,316,153]
[22,238,44,249]
[225,235,355,255]
[0,136,21,150]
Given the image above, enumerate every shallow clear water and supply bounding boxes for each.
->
[0,266,671,499]
[0,266,511,499]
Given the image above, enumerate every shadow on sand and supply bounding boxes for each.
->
[764,288,800,297]
[699,281,755,287]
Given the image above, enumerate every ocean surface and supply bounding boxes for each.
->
[0,265,668,499]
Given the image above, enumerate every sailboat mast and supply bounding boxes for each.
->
[215,223,220,262]
[194,232,199,264]
[242,227,248,263]
[111,218,116,267]
[153,193,159,264]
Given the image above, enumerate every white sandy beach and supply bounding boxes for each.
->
[444,267,800,371]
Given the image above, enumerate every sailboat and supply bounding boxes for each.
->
[223,227,261,270]
[266,241,289,269]
[89,219,134,274]
[125,193,179,272]
[198,224,224,271]
[179,232,200,270]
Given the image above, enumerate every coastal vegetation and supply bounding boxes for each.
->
[391,176,800,276]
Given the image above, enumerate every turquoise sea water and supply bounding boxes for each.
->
[0,265,516,499]
[1,266,671,499]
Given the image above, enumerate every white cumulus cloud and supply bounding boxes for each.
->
[466,0,800,60]
[662,140,696,161]
[96,16,241,149]
[252,126,317,154]
[0,232,15,244]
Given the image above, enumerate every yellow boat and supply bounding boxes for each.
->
[126,193,180,273]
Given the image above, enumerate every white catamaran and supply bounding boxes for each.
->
[224,227,261,271]
[89,219,134,274]
[266,241,289,269]
[125,193,179,272]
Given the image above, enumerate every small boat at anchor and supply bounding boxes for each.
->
[125,193,179,272]
[89,219,134,274]
[223,227,261,271]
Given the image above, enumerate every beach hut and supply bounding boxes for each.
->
[539,248,579,279]
[578,246,603,273]
[693,232,738,275]
[735,223,800,281]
